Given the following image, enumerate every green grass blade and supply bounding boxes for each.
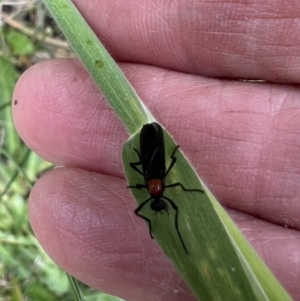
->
[123,128,292,301]
[42,1,292,300]
[43,0,154,134]
[0,56,20,154]
[67,274,83,301]
[211,196,290,300]
[0,148,32,187]
[0,148,31,199]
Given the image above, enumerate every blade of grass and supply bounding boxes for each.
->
[0,148,32,187]
[0,148,31,199]
[0,56,20,154]
[43,1,154,134]
[123,129,291,301]
[41,1,292,300]
[67,274,83,301]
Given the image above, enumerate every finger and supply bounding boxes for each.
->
[13,59,300,228]
[227,208,300,301]
[71,0,300,82]
[13,59,126,176]
[29,167,300,300]
[29,168,196,301]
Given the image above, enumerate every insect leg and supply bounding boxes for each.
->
[134,197,154,238]
[162,196,188,254]
[165,182,204,193]
[165,145,180,177]
[129,148,144,176]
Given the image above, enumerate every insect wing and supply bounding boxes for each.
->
[140,123,165,180]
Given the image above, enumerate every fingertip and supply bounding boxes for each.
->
[28,167,192,300]
[12,59,84,145]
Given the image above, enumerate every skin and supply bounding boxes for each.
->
[12,0,300,300]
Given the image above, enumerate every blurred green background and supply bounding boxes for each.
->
[0,1,124,300]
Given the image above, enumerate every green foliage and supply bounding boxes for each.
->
[0,4,124,301]
[0,56,19,100]
[5,30,35,56]
[124,128,292,301]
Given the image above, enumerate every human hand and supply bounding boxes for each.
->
[13,1,300,300]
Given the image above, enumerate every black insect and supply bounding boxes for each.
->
[128,122,204,254]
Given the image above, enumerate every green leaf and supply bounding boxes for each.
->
[0,56,19,94]
[5,30,35,56]
[0,56,21,154]
[42,0,152,134]
[67,274,83,301]
[123,127,291,301]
